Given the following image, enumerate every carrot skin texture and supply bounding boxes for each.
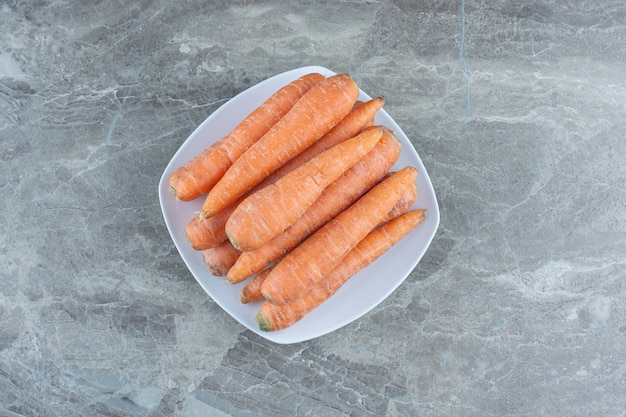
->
[261,166,418,306]
[237,186,418,300]
[225,127,402,284]
[186,173,412,254]
[256,209,427,331]
[185,208,234,250]
[169,73,325,201]
[240,267,273,304]
[201,74,360,218]
[225,126,384,252]
[261,97,385,186]
[202,240,241,276]
[187,113,363,251]
[383,181,418,222]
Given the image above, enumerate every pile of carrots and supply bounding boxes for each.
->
[169,72,426,332]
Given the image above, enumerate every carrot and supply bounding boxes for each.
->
[201,73,360,218]
[256,209,427,331]
[185,167,412,253]
[383,177,418,221]
[240,267,273,304]
[225,126,384,251]
[260,97,385,186]
[169,72,325,201]
[202,240,241,276]
[261,166,418,305]
[381,181,418,222]
[185,208,233,250]
[186,116,387,251]
[225,127,402,283]
[237,187,418,301]
[184,98,382,251]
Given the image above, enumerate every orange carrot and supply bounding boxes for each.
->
[225,126,384,251]
[202,240,241,276]
[240,267,273,304]
[185,208,233,250]
[186,115,386,252]
[260,97,385,186]
[256,209,427,331]
[261,166,418,305]
[381,181,418,222]
[237,187,418,300]
[226,127,402,283]
[383,178,418,221]
[169,72,325,201]
[201,73,360,218]
[183,163,291,250]
[186,166,414,253]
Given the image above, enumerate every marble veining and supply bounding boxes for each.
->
[1,1,625,416]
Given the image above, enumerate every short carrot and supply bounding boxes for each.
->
[256,209,427,331]
[225,126,384,251]
[185,208,233,250]
[261,166,418,306]
[237,187,418,300]
[225,127,402,283]
[240,267,273,304]
[201,73,360,218]
[183,160,294,250]
[260,96,385,186]
[169,72,325,201]
[202,240,241,277]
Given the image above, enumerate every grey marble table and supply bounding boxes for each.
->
[1,1,625,416]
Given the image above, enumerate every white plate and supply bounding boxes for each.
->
[158,65,440,344]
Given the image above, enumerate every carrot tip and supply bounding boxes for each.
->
[225,276,240,284]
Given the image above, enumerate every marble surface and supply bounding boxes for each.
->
[1,1,625,416]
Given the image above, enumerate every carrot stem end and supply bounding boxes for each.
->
[255,313,273,332]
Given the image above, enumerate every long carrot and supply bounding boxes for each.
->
[185,158,413,253]
[226,127,402,284]
[169,72,325,201]
[261,166,418,305]
[256,209,427,331]
[202,240,241,276]
[186,100,381,250]
[201,73,360,218]
[237,186,418,302]
[260,97,385,186]
[185,167,414,253]
[225,126,384,251]
[186,112,384,252]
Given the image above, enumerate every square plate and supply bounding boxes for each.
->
[158,65,440,344]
